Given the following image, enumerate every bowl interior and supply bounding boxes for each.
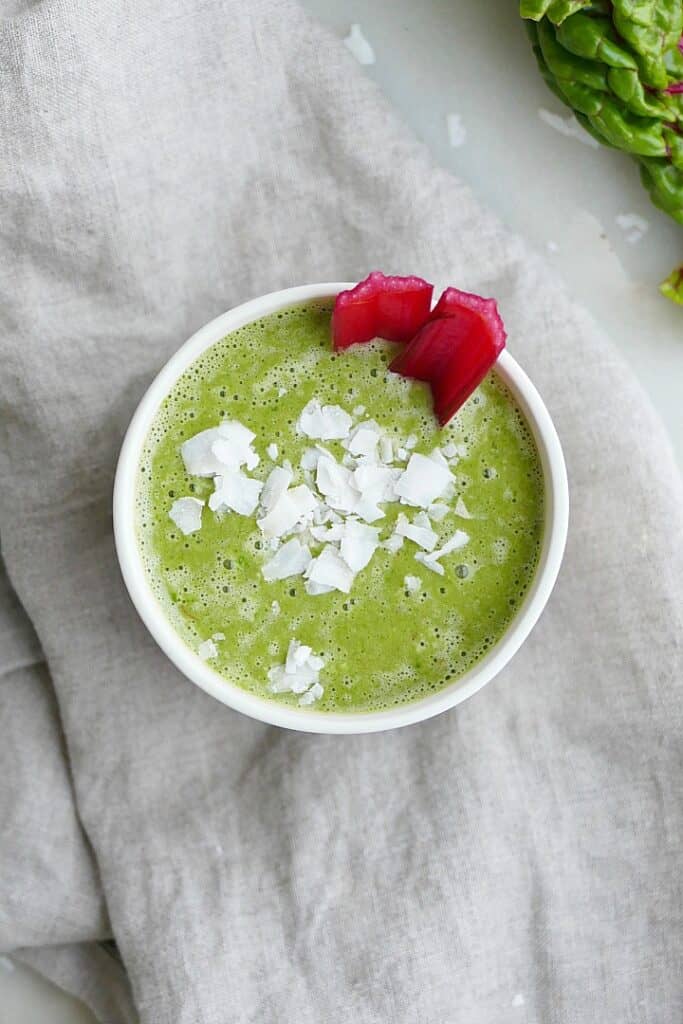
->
[113,283,568,734]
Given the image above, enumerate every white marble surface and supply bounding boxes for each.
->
[3,1,681,1020]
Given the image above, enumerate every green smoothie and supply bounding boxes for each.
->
[137,301,543,712]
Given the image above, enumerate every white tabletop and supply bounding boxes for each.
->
[3,1,681,1020]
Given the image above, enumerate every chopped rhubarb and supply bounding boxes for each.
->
[390,288,506,426]
[428,286,505,333]
[332,271,433,350]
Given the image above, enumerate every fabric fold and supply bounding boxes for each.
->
[0,1,681,1022]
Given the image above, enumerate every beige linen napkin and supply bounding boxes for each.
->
[1,1,682,1021]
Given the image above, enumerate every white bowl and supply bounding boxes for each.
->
[114,283,568,734]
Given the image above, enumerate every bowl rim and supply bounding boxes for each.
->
[113,282,569,734]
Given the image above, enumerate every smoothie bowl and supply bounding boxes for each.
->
[114,278,568,734]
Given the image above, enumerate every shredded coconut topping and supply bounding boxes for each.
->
[198,638,219,660]
[297,399,353,440]
[175,395,483,698]
[169,496,204,535]
[267,639,325,703]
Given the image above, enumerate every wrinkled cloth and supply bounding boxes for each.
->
[1,2,682,1023]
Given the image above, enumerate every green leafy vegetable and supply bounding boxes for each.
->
[520,0,683,304]
[660,265,683,303]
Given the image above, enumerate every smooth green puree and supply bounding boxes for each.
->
[137,301,544,712]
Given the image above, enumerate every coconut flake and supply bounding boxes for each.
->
[309,523,344,543]
[383,532,404,554]
[428,502,449,522]
[395,512,438,551]
[257,483,317,539]
[268,666,312,694]
[205,425,255,472]
[180,428,225,477]
[305,544,355,594]
[209,471,262,516]
[297,399,352,441]
[198,638,219,660]
[271,600,281,616]
[404,575,421,593]
[289,483,318,518]
[415,551,445,575]
[344,23,375,65]
[454,497,473,519]
[434,530,469,557]
[305,580,335,595]
[339,520,381,572]
[300,448,321,471]
[261,465,293,511]
[262,538,312,581]
[180,420,258,477]
[344,421,382,460]
[298,682,324,706]
[414,529,469,575]
[169,496,204,535]
[266,443,279,460]
[286,639,313,673]
[268,640,326,700]
[211,426,259,470]
[352,464,401,521]
[378,435,394,464]
[316,455,360,514]
[395,452,453,508]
